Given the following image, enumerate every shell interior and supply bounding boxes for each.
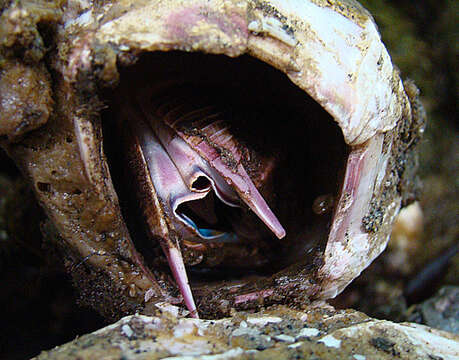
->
[102,51,348,313]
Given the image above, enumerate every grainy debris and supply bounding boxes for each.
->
[34,304,459,360]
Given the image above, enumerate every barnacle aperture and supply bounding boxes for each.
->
[104,53,348,317]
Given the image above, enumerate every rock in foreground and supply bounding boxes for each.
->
[34,304,458,360]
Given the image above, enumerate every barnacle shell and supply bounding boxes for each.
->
[0,0,424,318]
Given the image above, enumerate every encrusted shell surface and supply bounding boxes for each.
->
[0,0,424,318]
[34,305,459,360]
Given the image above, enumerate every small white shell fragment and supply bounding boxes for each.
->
[288,342,304,349]
[296,327,320,338]
[261,335,271,342]
[231,326,259,337]
[318,334,342,348]
[155,301,190,318]
[246,316,283,326]
[162,348,246,360]
[121,324,134,338]
[353,355,366,360]
[274,334,295,343]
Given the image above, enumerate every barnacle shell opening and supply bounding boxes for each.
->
[22,0,414,318]
[103,52,347,310]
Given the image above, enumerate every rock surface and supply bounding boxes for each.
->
[409,286,459,335]
[34,304,458,360]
